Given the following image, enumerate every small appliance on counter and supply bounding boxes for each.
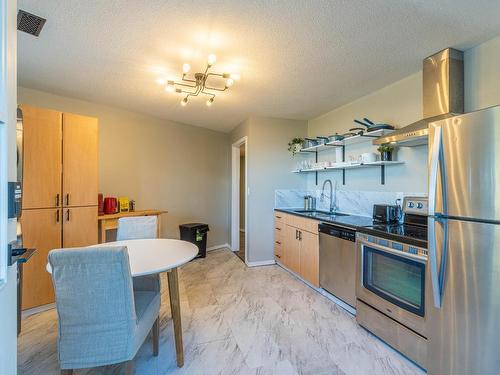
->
[303,195,316,211]
[372,204,399,223]
[103,197,118,214]
[118,197,130,212]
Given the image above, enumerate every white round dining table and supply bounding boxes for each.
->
[46,238,198,276]
[91,238,198,276]
[46,238,198,368]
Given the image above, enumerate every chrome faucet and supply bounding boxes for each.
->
[320,179,338,213]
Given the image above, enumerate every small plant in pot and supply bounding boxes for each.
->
[377,144,396,161]
[288,137,304,156]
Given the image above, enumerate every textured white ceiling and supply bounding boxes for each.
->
[18,0,500,132]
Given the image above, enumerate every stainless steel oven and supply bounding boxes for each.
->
[356,233,428,337]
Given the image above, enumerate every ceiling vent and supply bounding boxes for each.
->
[17,10,46,37]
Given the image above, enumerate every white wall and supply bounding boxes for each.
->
[465,35,500,112]
[231,117,307,263]
[18,87,230,247]
[307,34,500,194]
[307,72,427,193]
[0,0,18,374]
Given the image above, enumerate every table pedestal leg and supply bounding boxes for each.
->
[167,268,184,367]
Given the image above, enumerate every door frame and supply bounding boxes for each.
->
[231,136,248,260]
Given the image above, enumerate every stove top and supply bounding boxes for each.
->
[331,215,376,228]
[358,223,427,248]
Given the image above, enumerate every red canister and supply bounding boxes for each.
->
[103,197,117,214]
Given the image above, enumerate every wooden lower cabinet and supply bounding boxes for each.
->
[299,230,319,286]
[63,206,98,247]
[284,225,301,274]
[21,208,62,309]
[276,212,319,287]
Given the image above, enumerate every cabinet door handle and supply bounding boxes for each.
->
[298,231,302,241]
[275,241,281,245]
[276,254,281,259]
[56,210,60,223]
[65,193,70,206]
[276,215,282,219]
[66,209,70,221]
[275,227,281,231]
[295,230,298,240]
[56,194,60,207]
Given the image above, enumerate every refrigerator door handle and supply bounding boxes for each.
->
[429,126,448,217]
[428,217,449,309]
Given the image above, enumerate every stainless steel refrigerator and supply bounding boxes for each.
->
[427,105,500,375]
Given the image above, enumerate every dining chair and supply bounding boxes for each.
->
[48,246,161,375]
[117,215,158,240]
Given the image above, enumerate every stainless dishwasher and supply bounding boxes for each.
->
[319,223,356,307]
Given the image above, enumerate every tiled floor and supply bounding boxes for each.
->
[18,249,424,375]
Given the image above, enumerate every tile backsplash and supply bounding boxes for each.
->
[275,189,426,217]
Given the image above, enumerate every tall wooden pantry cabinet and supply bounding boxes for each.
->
[20,105,99,310]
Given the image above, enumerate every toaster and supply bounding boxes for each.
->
[373,204,399,223]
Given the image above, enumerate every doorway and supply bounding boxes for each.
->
[238,145,246,261]
[231,137,247,263]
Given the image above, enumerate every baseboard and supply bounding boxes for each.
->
[207,243,230,251]
[245,259,276,267]
[22,303,56,318]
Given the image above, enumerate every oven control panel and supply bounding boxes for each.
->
[357,233,428,258]
[403,196,428,215]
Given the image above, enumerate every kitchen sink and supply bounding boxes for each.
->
[293,210,350,218]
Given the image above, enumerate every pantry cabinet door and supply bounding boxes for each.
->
[21,208,62,309]
[21,105,62,209]
[62,113,98,207]
[62,206,98,248]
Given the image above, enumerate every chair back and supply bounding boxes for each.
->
[48,246,136,368]
[117,216,158,241]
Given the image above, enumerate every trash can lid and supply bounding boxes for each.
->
[179,223,209,230]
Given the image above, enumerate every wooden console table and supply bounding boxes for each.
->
[98,209,167,243]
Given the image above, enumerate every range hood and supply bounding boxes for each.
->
[374,48,464,146]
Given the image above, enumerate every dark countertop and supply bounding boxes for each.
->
[275,208,375,230]
[275,208,428,248]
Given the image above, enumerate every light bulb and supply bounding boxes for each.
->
[181,97,188,106]
[230,73,240,81]
[165,85,175,93]
[182,63,191,74]
[206,98,214,107]
[226,78,234,87]
[207,53,217,66]
[156,77,166,85]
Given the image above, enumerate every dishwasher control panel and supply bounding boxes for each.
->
[318,223,356,242]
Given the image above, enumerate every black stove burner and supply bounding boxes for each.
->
[358,222,428,248]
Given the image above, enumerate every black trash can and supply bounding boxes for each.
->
[179,223,210,258]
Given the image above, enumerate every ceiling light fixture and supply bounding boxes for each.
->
[159,53,238,106]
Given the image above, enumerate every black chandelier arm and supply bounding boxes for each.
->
[175,81,197,89]
[200,89,216,98]
[206,72,223,78]
[203,85,227,92]
[186,85,203,97]
[181,74,197,83]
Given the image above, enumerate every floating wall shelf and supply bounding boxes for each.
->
[293,129,402,185]
[299,128,394,153]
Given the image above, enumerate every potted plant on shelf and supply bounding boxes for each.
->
[377,144,396,161]
[288,137,304,156]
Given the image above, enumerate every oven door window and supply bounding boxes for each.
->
[363,245,425,317]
